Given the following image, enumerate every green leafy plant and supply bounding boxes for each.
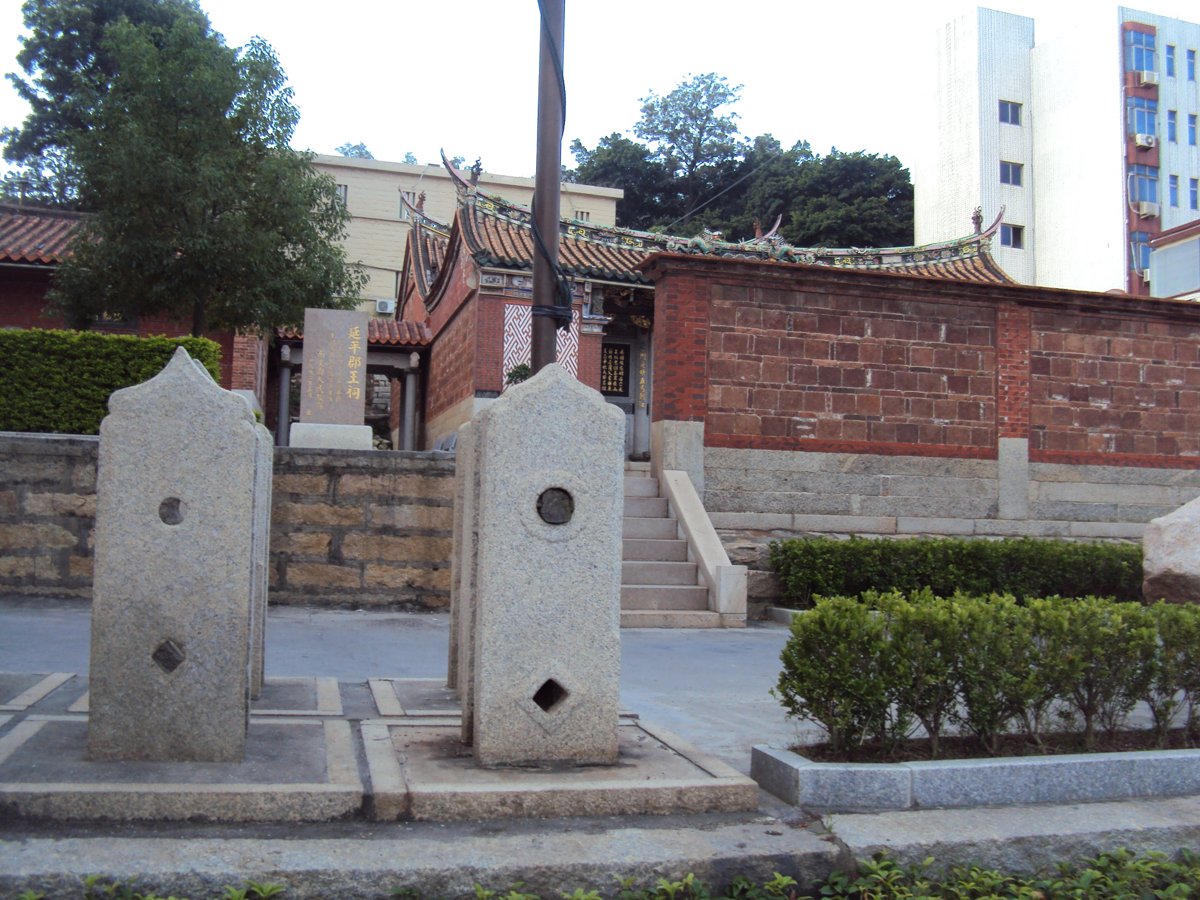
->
[505,363,533,386]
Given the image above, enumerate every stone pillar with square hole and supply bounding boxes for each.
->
[88,348,272,762]
[467,364,624,766]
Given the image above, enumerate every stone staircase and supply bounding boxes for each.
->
[621,463,722,628]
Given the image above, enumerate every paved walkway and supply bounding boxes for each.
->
[4,595,1200,898]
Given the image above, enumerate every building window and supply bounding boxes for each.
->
[576,210,591,222]
[1189,49,1197,80]
[1130,231,1151,272]
[1166,44,1176,76]
[1191,114,1198,146]
[1191,178,1199,211]
[1129,164,1159,203]
[999,161,1023,186]
[998,100,1022,125]
[1169,174,1179,207]
[1127,96,1157,135]
[399,190,417,221]
[1167,110,1178,142]
[1124,29,1156,73]
[334,184,348,206]
[1000,224,1024,249]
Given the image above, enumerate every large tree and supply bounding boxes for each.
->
[783,150,915,248]
[44,12,364,335]
[569,133,677,230]
[634,72,744,223]
[3,0,209,206]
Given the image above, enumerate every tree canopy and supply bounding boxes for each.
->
[568,73,914,247]
[5,0,365,335]
[336,141,373,159]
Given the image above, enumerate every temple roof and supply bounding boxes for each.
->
[403,184,1015,308]
[278,318,432,347]
[0,204,85,266]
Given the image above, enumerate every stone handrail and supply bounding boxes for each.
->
[660,469,747,619]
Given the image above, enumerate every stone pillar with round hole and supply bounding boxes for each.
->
[87,348,271,762]
[469,363,625,766]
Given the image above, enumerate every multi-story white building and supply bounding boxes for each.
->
[915,6,1200,296]
[311,155,622,313]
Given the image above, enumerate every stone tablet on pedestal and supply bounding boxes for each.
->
[289,308,373,450]
[468,364,625,766]
[88,348,272,762]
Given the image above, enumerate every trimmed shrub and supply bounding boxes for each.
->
[768,536,1143,607]
[0,328,221,435]
[776,592,1200,758]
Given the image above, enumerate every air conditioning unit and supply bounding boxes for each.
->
[1136,201,1160,218]
[1135,132,1157,148]
[1138,69,1160,86]
[1142,269,1152,284]
[375,298,396,315]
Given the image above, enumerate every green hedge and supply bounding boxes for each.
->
[768,536,1143,607]
[776,591,1200,758]
[0,329,221,435]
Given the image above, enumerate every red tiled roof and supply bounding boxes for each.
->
[277,317,432,347]
[444,191,1015,287]
[0,203,85,265]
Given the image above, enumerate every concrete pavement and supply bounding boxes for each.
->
[4,596,1200,898]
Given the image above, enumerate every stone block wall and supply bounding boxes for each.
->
[0,434,455,609]
[270,448,454,608]
[0,433,98,597]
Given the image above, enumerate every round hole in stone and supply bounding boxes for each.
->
[536,488,573,525]
[158,497,184,525]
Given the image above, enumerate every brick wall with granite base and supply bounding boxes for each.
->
[0,434,454,609]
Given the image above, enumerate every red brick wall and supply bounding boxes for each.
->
[426,298,478,421]
[474,297,505,394]
[578,329,603,391]
[643,254,1200,470]
[1029,309,1200,464]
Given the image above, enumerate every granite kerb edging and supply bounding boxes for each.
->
[751,743,1200,812]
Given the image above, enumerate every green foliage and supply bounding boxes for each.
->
[570,133,678,231]
[43,15,365,335]
[336,141,373,159]
[3,0,210,206]
[768,536,1144,608]
[781,150,914,248]
[776,592,1200,758]
[0,329,220,435]
[505,363,533,386]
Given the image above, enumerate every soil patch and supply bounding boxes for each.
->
[796,727,1200,763]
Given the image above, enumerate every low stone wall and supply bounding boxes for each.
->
[0,433,98,597]
[270,448,454,608]
[706,445,1200,611]
[0,434,455,609]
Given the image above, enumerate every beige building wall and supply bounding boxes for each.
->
[312,155,623,312]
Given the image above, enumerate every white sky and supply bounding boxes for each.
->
[1,0,1198,178]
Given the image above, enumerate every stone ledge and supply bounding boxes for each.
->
[751,744,1200,812]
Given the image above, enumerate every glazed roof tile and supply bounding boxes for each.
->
[417,189,1015,289]
[277,318,432,347]
[0,204,85,265]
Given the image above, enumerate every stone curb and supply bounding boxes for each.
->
[751,744,1200,812]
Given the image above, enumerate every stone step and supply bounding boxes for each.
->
[624,461,652,475]
[623,476,659,497]
[620,610,723,628]
[622,516,679,540]
[621,584,710,610]
[622,538,689,562]
[621,560,698,586]
[623,496,669,518]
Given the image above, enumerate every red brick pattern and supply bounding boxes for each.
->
[996,304,1031,438]
[661,266,997,453]
[651,272,709,422]
[474,297,505,394]
[577,329,603,391]
[1029,310,1200,459]
[426,299,478,420]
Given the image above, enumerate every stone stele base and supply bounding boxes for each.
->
[0,674,757,824]
[288,423,374,450]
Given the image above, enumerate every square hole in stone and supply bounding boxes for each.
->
[532,678,567,713]
[152,639,186,674]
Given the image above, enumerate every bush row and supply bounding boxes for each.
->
[37,849,1200,899]
[776,591,1200,758]
[0,328,222,435]
[767,536,1144,607]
